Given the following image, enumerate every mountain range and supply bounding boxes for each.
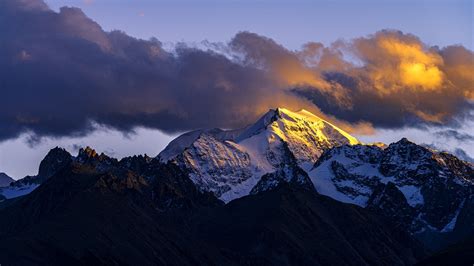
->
[0,108,472,265]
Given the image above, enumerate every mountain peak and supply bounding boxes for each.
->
[297,109,357,143]
[235,109,279,141]
[78,146,98,159]
[238,108,359,145]
[38,147,72,178]
[387,137,424,153]
[268,107,360,146]
[399,137,411,144]
[76,146,116,169]
[0,172,14,187]
[276,107,323,121]
[157,107,362,202]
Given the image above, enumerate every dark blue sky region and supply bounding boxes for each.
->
[45,0,473,50]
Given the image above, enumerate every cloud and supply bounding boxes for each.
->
[453,148,474,163]
[434,130,474,142]
[0,0,321,141]
[352,31,445,91]
[440,45,474,100]
[0,0,472,142]
[230,32,330,90]
[422,143,474,163]
[295,31,474,127]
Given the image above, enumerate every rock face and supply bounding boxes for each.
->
[158,108,359,202]
[174,133,253,198]
[366,182,416,228]
[308,138,474,249]
[0,152,426,265]
[250,142,315,195]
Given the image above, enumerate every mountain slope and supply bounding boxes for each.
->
[196,185,426,265]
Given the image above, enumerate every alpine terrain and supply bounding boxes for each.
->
[0,108,472,265]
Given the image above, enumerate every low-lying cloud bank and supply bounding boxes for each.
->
[1,0,473,142]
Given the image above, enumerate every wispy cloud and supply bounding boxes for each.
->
[434,130,474,142]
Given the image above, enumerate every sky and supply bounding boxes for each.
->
[0,0,473,179]
[43,0,473,51]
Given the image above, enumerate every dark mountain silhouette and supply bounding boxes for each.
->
[0,148,427,265]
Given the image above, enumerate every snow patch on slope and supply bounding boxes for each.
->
[308,146,384,207]
[309,157,367,206]
[398,185,424,207]
[0,183,39,200]
[441,199,465,233]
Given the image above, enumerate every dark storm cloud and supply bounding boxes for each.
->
[0,0,311,141]
[0,0,473,141]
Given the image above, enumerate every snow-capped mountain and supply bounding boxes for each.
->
[158,107,359,202]
[157,107,474,249]
[308,138,474,239]
[2,107,473,251]
[1,107,472,257]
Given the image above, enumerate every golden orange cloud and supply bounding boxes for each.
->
[350,33,446,96]
[379,37,444,90]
